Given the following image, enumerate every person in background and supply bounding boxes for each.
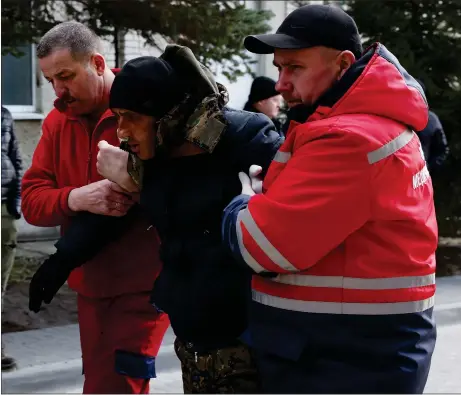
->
[1,105,22,372]
[244,76,284,130]
[22,22,169,394]
[416,79,449,173]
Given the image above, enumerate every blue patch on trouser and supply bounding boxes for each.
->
[115,349,156,379]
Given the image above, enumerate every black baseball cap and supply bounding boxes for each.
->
[244,4,363,59]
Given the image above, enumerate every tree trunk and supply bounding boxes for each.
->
[113,26,125,68]
[114,26,120,68]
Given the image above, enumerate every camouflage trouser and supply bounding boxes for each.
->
[174,338,260,394]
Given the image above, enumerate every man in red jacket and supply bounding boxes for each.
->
[223,4,437,394]
[21,21,169,394]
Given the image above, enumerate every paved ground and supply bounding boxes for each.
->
[424,322,461,393]
[2,276,461,394]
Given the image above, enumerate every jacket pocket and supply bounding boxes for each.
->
[114,349,156,379]
[249,322,307,361]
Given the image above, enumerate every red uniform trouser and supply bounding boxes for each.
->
[78,292,170,394]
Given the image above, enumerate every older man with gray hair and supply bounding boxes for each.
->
[21,22,169,394]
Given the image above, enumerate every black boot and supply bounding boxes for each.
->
[1,346,17,372]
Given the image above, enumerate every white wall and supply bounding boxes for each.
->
[124,32,165,62]
[258,0,289,81]
[212,58,257,110]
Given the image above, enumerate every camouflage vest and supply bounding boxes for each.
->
[121,83,229,189]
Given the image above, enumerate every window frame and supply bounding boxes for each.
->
[2,44,37,114]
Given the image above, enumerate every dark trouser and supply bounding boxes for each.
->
[254,347,431,394]
[174,338,260,394]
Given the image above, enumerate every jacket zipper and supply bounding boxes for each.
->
[78,113,115,185]
[86,150,92,184]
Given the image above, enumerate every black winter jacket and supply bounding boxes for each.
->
[417,110,449,172]
[145,108,281,349]
[243,102,283,132]
[49,107,282,349]
[1,106,22,218]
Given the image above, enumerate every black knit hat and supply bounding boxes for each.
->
[244,4,363,59]
[248,76,279,104]
[110,56,188,118]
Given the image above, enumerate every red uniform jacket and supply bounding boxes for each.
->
[233,43,437,314]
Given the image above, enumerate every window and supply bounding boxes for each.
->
[1,45,36,113]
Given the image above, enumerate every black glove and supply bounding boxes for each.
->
[28,209,140,313]
[28,253,74,313]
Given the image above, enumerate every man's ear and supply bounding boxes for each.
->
[92,53,106,76]
[336,50,355,80]
[253,99,265,111]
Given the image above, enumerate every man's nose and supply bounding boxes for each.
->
[117,127,130,140]
[54,82,68,98]
[275,71,292,93]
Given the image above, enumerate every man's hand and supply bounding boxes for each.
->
[249,165,263,194]
[239,165,264,196]
[68,179,135,216]
[96,140,139,193]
